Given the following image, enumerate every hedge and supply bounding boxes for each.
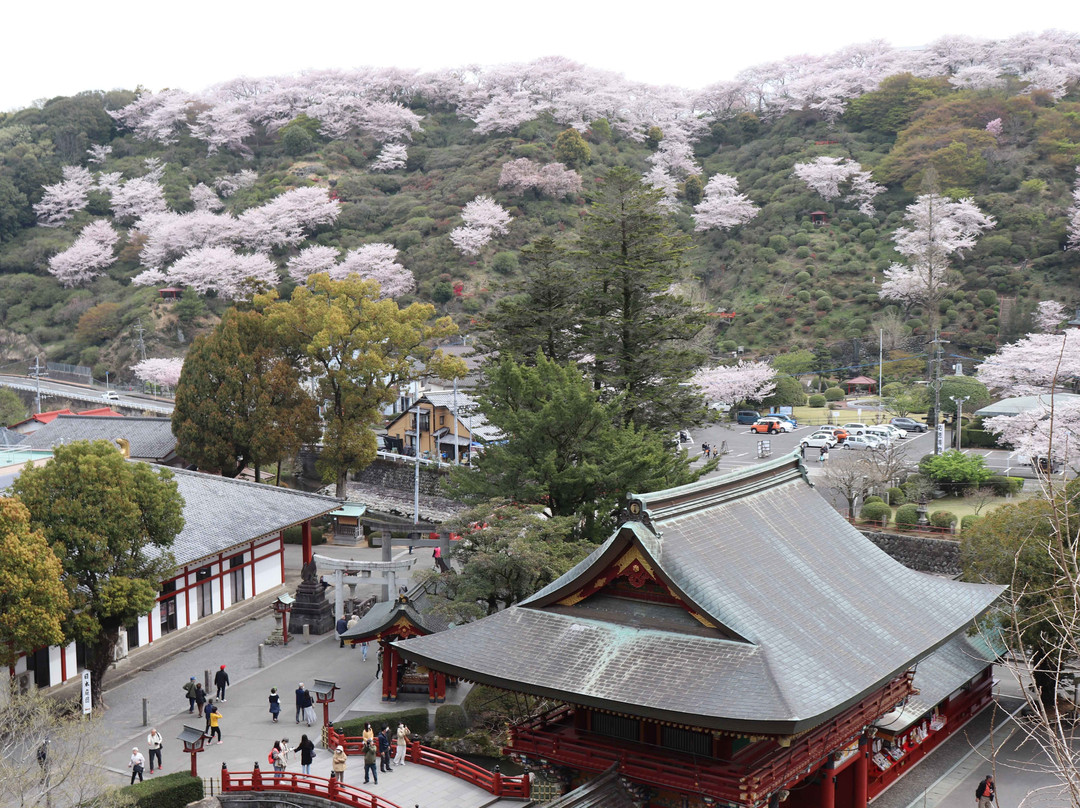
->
[434,704,468,736]
[961,514,983,534]
[283,524,327,546]
[823,387,846,401]
[930,510,957,530]
[808,394,826,408]
[987,475,1024,496]
[886,487,905,506]
[960,427,1001,449]
[895,504,921,528]
[121,772,202,808]
[864,495,884,505]
[860,502,891,526]
[335,707,429,738]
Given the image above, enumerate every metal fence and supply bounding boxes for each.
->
[46,361,92,384]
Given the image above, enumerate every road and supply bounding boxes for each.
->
[0,373,173,415]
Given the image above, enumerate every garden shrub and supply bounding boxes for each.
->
[823,387,845,401]
[930,510,957,530]
[887,487,905,506]
[986,475,1024,496]
[435,704,468,736]
[283,525,325,545]
[895,504,920,528]
[808,394,826,408]
[860,501,891,526]
[336,707,429,738]
[863,495,884,505]
[960,514,982,534]
[122,772,203,808]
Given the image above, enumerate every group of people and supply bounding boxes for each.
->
[269,735,317,778]
[126,729,164,784]
[337,613,369,660]
[331,721,411,785]
[700,442,719,458]
[181,673,225,744]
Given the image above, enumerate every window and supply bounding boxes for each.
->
[229,554,245,604]
[661,725,711,757]
[591,713,640,743]
[160,580,178,635]
[196,566,213,619]
[439,414,445,426]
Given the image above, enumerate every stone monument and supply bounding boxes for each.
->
[288,558,335,635]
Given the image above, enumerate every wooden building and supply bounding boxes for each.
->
[395,455,1003,808]
[382,391,502,462]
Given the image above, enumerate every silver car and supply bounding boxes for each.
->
[843,435,884,451]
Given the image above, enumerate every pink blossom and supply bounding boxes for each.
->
[236,188,341,251]
[135,211,240,269]
[370,144,408,172]
[1066,167,1080,251]
[450,196,511,256]
[691,361,776,405]
[693,174,759,232]
[648,139,700,180]
[109,89,193,144]
[977,329,1080,397]
[145,246,280,300]
[111,175,168,222]
[334,244,415,297]
[86,144,112,164]
[985,117,1003,136]
[793,156,884,216]
[287,245,341,282]
[132,358,185,388]
[189,183,224,212]
[34,166,94,227]
[1035,301,1068,333]
[47,220,119,287]
[498,158,582,198]
[984,399,1080,471]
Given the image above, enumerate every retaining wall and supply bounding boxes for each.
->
[859,529,961,576]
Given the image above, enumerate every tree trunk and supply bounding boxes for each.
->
[336,470,348,499]
[87,630,118,709]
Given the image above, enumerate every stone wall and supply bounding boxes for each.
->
[220,791,337,808]
[296,451,448,496]
[859,529,961,576]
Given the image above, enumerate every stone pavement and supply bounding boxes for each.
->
[90,540,508,808]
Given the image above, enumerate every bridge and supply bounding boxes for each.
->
[0,373,173,416]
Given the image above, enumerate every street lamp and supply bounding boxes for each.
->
[272,593,295,645]
[178,725,208,777]
[311,678,339,728]
[949,396,969,451]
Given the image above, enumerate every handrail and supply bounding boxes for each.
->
[221,765,402,808]
[326,727,530,799]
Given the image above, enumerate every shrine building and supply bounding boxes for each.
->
[394,455,1004,808]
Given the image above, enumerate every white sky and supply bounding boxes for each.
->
[2,0,1073,112]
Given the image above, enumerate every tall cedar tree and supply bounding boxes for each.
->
[577,166,707,430]
[0,498,69,668]
[257,274,466,498]
[11,441,184,706]
[447,353,708,540]
[479,237,579,364]
[172,308,320,480]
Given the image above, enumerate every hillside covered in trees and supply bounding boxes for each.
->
[2,31,1080,384]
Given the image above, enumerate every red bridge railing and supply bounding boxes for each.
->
[221,765,401,808]
[326,727,530,799]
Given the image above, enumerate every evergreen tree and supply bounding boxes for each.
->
[576,166,707,430]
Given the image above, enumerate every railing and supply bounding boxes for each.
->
[221,765,402,808]
[326,727,530,799]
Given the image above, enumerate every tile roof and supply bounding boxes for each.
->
[395,454,1004,734]
[415,391,504,443]
[163,467,342,566]
[23,415,177,460]
[345,482,467,524]
[339,598,441,642]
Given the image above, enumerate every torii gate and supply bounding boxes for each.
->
[313,554,419,620]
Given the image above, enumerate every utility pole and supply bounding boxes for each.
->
[28,356,43,414]
[950,396,969,451]
[928,331,949,454]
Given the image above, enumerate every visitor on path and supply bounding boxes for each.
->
[977,775,996,808]
[296,734,315,776]
[819,447,829,464]
[183,677,199,713]
[362,723,375,743]
[375,651,382,678]
[347,613,359,642]
[214,665,230,700]
[194,682,207,714]
[295,683,312,724]
[271,741,285,779]
[146,728,163,773]
[394,722,411,766]
[302,696,317,727]
[433,545,449,573]
[363,741,378,785]
[128,748,145,784]
[378,727,392,772]
[207,706,223,744]
[337,615,348,648]
[203,700,215,733]
[360,641,368,662]
[800,444,807,460]
[332,745,347,783]
[702,442,710,457]
[268,688,281,723]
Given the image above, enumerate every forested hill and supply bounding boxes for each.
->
[2,32,1080,384]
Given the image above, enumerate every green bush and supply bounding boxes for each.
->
[860,501,891,526]
[887,487,905,506]
[961,514,983,534]
[491,251,519,275]
[823,387,845,401]
[816,296,833,311]
[930,510,957,530]
[435,704,468,736]
[864,495,884,505]
[336,707,429,738]
[808,394,827,408]
[795,270,812,283]
[987,475,1024,496]
[282,525,326,546]
[122,772,202,808]
[895,504,921,528]
[961,427,1001,448]
[919,450,993,495]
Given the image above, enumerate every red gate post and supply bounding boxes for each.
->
[493,764,503,796]
[221,763,230,791]
[253,762,263,791]
[301,520,312,564]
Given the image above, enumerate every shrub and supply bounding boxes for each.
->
[122,772,203,808]
[282,525,326,546]
[823,387,845,401]
[336,707,429,738]
[919,450,992,495]
[976,289,997,307]
[860,501,891,526]
[491,251,519,275]
[435,704,468,736]
[987,475,1024,496]
[795,270,812,283]
[433,282,454,304]
[930,510,957,530]
[887,487,905,506]
[895,504,921,528]
[816,296,833,311]
[961,514,982,534]
[796,290,811,303]
[864,495,884,505]
[808,394,826,408]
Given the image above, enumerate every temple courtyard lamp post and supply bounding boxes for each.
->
[178,725,208,777]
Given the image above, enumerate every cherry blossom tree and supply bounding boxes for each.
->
[109,89,193,144]
[690,361,776,405]
[287,245,341,282]
[985,117,1004,137]
[135,211,240,269]
[498,158,582,198]
[111,175,168,222]
[879,193,995,327]
[693,174,759,232]
[214,170,258,197]
[95,172,122,195]
[1066,167,1080,251]
[34,166,94,227]
[189,183,224,212]
[236,188,341,251]
[369,143,408,172]
[132,358,185,389]
[1035,301,1069,333]
[47,220,119,287]
[334,244,415,297]
[450,195,511,255]
[648,139,700,180]
[134,247,279,300]
[86,144,112,164]
[643,166,680,212]
[792,156,884,216]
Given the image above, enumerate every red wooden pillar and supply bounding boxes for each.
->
[301,521,313,565]
[388,646,399,701]
[381,641,393,701]
[427,670,437,703]
[436,671,446,703]
[854,736,870,808]
[821,760,836,808]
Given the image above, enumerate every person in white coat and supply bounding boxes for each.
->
[394,722,411,766]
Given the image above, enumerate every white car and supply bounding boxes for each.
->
[877,424,907,439]
[842,422,869,432]
[801,432,838,449]
[101,390,120,401]
[843,435,884,451]
[860,427,895,445]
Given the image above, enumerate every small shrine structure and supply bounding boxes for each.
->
[395,455,1003,808]
[844,375,878,394]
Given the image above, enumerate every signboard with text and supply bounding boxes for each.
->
[81,671,91,715]
[935,424,945,454]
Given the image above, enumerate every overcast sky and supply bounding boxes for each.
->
[2,1,1073,111]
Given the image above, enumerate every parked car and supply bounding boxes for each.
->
[814,425,849,442]
[891,417,928,433]
[842,422,869,432]
[861,426,895,445]
[876,424,907,440]
[101,390,120,401]
[843,435,884,450]
[773,414,799,428]
[801,432,838,450]
[735,410,761,425]
[750,416,794,434]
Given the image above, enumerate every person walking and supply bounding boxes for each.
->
[183,677,199,713]
[347,613,359,646]
[360,641,368,662]
[377,727,392,772]
[336,615,348,648]
[363,740,378,785]
[332,745,347,784]
[207,706,223,744]
[270,741,285,779]
[194,682,207,715]
[296,734,315,776]
[819,447,829,464]
[146,728,163,773]
[128,748,145,784]
[214,665,230,701]
[394,722,411,766]
[976,775,996,808]
[268,687,281,723]
[295,683,310,724]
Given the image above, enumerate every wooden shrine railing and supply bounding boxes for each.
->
[326,726,531,799]
[221,765,401,808]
